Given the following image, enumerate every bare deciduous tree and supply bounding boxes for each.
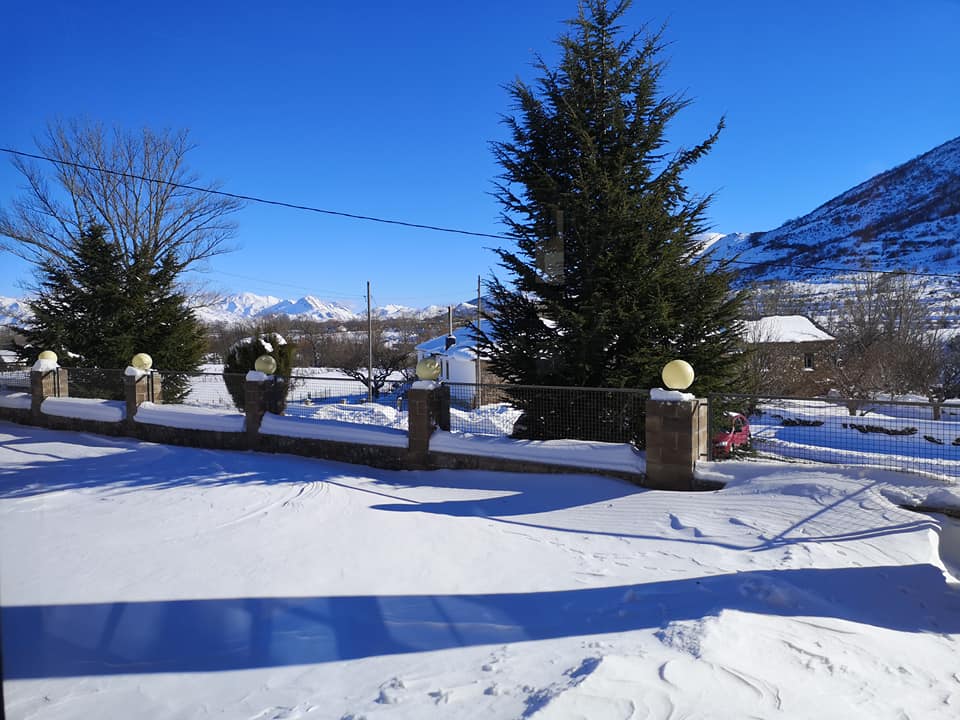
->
[828,272,941,411]
[336,326,416,399]
[0,119,241,272]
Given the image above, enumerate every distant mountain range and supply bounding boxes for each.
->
[193,293,479,325]
[0,293,479,327]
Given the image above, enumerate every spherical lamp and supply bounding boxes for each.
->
[416,356,442,382]
[661,359,695,390]
[254,354,277,375]
[131,353,153,371]
[37,350,58,363]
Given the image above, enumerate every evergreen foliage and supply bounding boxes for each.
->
[19,224,205,401]
[223,333,295,413]
[479,0,744,441]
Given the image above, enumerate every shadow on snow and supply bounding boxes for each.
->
[4,564,959,680]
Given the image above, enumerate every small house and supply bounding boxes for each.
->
[741,315,836,396]
[415,320,496,383]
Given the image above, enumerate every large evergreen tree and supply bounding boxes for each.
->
[19,224,205,399]
[480,0,743,403]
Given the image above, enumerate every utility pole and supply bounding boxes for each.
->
[448,305,453,336]
[367,280,373,402]
[476,275,482,407]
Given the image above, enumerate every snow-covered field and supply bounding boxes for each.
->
[750,398,960,480]
[2,421,960,719]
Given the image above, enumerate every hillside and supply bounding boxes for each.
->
[707,135,960,282]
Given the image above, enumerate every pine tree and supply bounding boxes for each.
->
[480,0,744,427]
[21,224,205,400]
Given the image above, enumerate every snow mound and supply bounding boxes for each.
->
[42,397,125,422]
[134,402,245,432]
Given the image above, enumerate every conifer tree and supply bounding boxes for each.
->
[480,0,744,421]
[20,224,205,400]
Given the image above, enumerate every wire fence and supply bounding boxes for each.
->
[709,393,960,481]
[63,368,127,400]
[0,369,30,392]
[163,371,414,428]
[173,371,248,412]
[445,382,649,444]
[282,374,412,430]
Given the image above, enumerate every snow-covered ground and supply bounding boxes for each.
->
[2,421,960,719]
[750,398,960,480]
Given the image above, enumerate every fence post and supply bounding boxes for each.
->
[407,381,440,466]
[644,396,709,491]
[30,367,68,424]
[124,370,163,429]
[244,374,271,449]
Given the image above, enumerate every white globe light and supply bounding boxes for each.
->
[37,350,58,363]
[254,354,277,375]
[661,359,695,390]
[416,356,441,381]
[131,352,153,371]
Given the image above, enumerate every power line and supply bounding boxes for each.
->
[197,269,365,300]
[2,145,956,283]
[0,146,511,242]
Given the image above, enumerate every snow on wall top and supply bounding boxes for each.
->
[742,315,835,344]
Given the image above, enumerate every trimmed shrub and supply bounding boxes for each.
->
[223,333,296,412]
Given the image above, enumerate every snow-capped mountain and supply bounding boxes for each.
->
[0,296,29,327]
[706,135,960,283]
[0,291,483,328]
[193,294,483,325]
[195,294,358,325]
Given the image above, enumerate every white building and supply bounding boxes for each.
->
[414,320,495,385]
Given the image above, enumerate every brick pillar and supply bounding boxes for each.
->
[30,368,68,423]
[244,378,269,449]
[644,397,709,491]
[124,372,163,427]
[407,386,437,466]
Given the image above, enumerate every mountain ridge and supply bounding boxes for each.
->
[706,134,960,282]
[0,293,479,327]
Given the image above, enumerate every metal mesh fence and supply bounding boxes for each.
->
[169,371,413,427]
[0,369,30,392]
[174,371,247,412]
[445,382,648,444]
[283,374,412,430]
[63,368,127,400]
[709,393,960,481]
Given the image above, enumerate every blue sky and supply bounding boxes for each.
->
[2,0,958,310]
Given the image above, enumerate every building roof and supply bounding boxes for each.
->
[415,320,494,361]
[742,315,835,344]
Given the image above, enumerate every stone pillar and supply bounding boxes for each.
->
[244,377,270,449]
[125,372,163,427]
[644,397,709,491]
[30,368,68,423]
[407,385,438,466]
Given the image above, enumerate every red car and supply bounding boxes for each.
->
[712,412,750,458]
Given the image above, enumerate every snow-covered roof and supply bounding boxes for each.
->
[415,320,494,361]
[742,315,834,344]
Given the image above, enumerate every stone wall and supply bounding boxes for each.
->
[1,369,720,491]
